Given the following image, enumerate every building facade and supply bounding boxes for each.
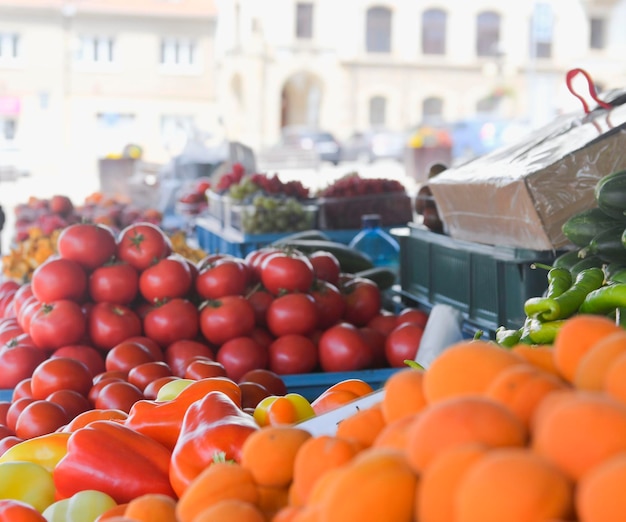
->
[214,0,626,151]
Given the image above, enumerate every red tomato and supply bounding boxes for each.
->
[359,326,388,368]
[0,280,19,300]
[93,381,143,413]
[11,283,33,319]
[238,368,288,396]
[87,302,142,351]
[317,322,374,372]
[310,280,346,330]
[88,262,139,305]
[29,301,87,351]
[16,296,40,334]
[87,377,126,406]
[0,323,24,346]
[164,339,215,378]
[247,288,274,326]
[244,247,282,283]
[216,336,269,382]
[239,381,271,411]
[195,257,250,300]
[0,293,15,320]
[12,378,32,401]
[30,357,93,400]
[249,327,275,351]
[0,437,23,455]
[396,307,429,329]
[266,293,318,337]
[0,338,48,389]
[268,334,318,375]
[51,344,106,378]
[260,251,315,295]
[199,295,255,346]
[127,361,173,391]
[342,277,382,326]
[105,341,156,374]
[30,258,87,303]
[116,222,172,272]
[15,399,68,439]
[123,335,164,361]
[367,312,399,337]
[308,250,341,286]
[5,397,34,432]
[139,255,193,303]
[57,223,117,271]
[142,298,199,347]
[196,253,234,272]
[385,323,424,368]
[46,389,92,420]
[0,401,10,426]
[183,358,227,380]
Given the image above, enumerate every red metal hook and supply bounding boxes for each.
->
[566,68,612,114]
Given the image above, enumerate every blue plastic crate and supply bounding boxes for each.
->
[0,389,12,402]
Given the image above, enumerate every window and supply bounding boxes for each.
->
[366,7,392,53]
[590,17,606,50]
[296,3,313,39]
[160,37,196,67]
[369,96,387,126]
[422,9,446,55]
[530,2,553,59]
[422,97,444,123]
[476,11,500,57]
[77,36,114,64]
[0,33,19,62]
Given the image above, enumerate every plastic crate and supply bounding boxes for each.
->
[229,201,317,235]
[282,368,398,401]
[317,192,413,229]
[396,224,559,335]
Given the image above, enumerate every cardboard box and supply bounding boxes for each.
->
[428,95,626,251]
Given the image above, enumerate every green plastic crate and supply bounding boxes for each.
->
[395,224,560,335]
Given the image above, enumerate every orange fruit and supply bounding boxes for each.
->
[576,452,626,522]
[574,329,626,390]
[381,367,427,423]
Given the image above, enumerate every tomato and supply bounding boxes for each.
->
[30,258,87,303]
[317,322,374,372]
[247,288,274,326]
[164,339,215,378]
[88,262,139,305]
[266,292,318,337]
[0,281,19,300]
[216,336,269,382]
[0,437,23,455]
[239,381,271,411]
[57,223,117,271]
[249,327,275,351]
[367,312,399,337]
[310,280,346,330]
[183,358,227,380]
[143,376,179,401]
[29,301,87,351]
[359,326,388,368]
[87,302,142,351]
[0,323,24,346]
[385,322,424,368]
[0,293,15,320]
[138,255,193,303]
[6,397,34,432]
[238,368,288,396]
[195,257,250,300]
[51,345,106,378]
[11,284,33,319]
[268,334,318,375]
[244,247,282,283]
[15,399,69,439]
[105,341,156,374]
[46,389,92,420]
[0,402,10,426]
[12,378,32,401]
[87,377,125,406]
[308,250,341,286]
[16,296,40,334]
[196,253,234,272]
[30,357,93,400]
[123,335,164,361]
[341,277,382,326]
[142,298,199,347]
[0,338,47,389]
[199,295,255,346]
[93,381,144,413]
[396,307,429,329]
[116,222,172,272]
[260,251,315,295]
[127,361,173,391]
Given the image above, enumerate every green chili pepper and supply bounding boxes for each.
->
[495,326,522,348]
[608,268,626,285]
[544,267,572,298]
[525,317,567,345]
[524,267,605,322]
[578,283,626,315]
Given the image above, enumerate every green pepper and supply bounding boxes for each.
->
[578,283,626,315]
[495,326,522,348]
[608,268,626,284]
[525,317,567,345]
[524,267,605,322]
[544,267,572,298]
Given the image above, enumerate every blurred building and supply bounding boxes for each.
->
[0,0,218,179]
[214,0,626,150]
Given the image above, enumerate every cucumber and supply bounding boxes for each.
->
[595,170,626,220]
[354,267,397,290]
[278,239,375,273]
[581,225,626,264]
[271,229,331,246]
[553,249,584,270]
[562,207,624,247]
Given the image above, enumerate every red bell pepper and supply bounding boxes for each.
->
[169,390,259,497]
[125,376,242,450]
[53,420,176,503]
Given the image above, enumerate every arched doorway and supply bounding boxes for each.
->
[280,72,322,129]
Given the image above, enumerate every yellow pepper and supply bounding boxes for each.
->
[0,432,69,472]
[253,393,315,427]
[0,460,56,512]
[42,489,117,522]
